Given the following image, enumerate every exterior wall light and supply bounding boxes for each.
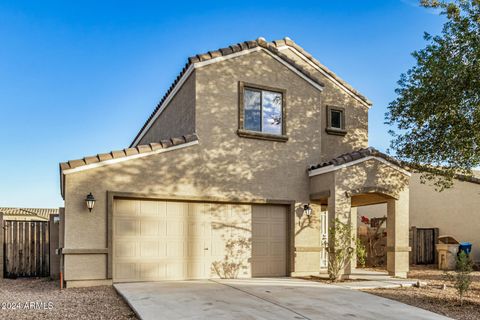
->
[85,193,96,212]
[303,203,312,217]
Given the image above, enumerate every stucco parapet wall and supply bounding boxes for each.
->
[130,36,372,147]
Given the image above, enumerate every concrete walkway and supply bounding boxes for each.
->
[115,278,451,320]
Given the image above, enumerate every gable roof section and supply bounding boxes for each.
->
[308,147,411,177]
[59,133,198,198]
[0,207,58,220]
[308,148,480,186]
[130,37,372,147]
[275,39,372,107]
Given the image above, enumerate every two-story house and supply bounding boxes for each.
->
[59,37,411,288]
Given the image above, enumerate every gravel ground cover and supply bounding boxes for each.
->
[363,265,480,320]
[0,277,137,319]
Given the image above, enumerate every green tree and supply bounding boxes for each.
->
[386,0,480,189]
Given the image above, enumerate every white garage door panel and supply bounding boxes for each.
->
[113,200,287,282]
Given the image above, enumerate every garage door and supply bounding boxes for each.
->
[252,205,288,277]
[112,199,287,282]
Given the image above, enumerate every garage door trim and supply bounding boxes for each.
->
[106,191,295,280]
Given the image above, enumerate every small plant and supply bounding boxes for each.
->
[445,251,473,306]
[327,218,355,281]
[356,238,367,268]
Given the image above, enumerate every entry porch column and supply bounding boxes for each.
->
[327,187,354,279]
[386,188,410,278]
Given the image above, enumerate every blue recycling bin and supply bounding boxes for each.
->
[458,242,472,255]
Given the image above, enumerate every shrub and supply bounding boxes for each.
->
[327,218,355,281]
[356,238,367,268]
[446,251,473,305]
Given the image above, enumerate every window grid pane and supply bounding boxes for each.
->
[262,91,282,135]
[331,110,342,129]
[244,89,262,132]
[243,87,283,135]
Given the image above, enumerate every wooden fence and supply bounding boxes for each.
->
[410,227,439,265]
[3,220,50,278]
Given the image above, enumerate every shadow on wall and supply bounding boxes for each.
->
[72,50,372,208]
[338,160,410,203]
[70,49,372,258]
[210,204,252,279]
[211,236,251,278]
[295,205,319,237]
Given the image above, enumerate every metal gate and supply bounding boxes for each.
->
[412,227,437,265]
[3,220,50,278]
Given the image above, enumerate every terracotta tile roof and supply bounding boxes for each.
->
[130,36,372,147]
[277,38,371,106]
[308,148,480,185]
[0,207,58,220]
[60,133,198,172]
[308,147,404,171]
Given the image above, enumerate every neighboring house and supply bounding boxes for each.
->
[59,37,411,288]
[0,207,58,221]
[358,171,480,263]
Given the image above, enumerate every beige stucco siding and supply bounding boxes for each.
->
[334,159,409,198]
[63,49,372,283]
[310,159,410,203]
[410,175,480,262]
[279,47,369,161]
[138,72,196,145]
[358,173,480,262]
[194,49,369,203]
[193,50,369,274]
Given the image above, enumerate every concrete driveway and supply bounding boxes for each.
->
[114,278,450,320]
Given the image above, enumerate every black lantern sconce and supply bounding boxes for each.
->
[303,203,312,217]
[85,193,96,212]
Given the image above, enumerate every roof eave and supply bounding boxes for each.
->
[60,134,199,179]
[308,155,411,178]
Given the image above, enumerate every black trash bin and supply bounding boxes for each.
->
[458,242,472,255]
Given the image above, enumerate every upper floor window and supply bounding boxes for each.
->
[326,106,347,136]
[238,82,287,142]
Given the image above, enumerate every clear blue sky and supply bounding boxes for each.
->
[0,1,444,208]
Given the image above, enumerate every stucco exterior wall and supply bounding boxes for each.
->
[310,159,410,277]
[137,73,196,145]
[62,49,371,283]
[359,173,480,263]
[49,214,60,279]
[279,48,369,161]
[334,160,410,198]
[310,159,410,202]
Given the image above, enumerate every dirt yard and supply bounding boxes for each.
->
[363,265,480,320]
[0,277,137,319]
